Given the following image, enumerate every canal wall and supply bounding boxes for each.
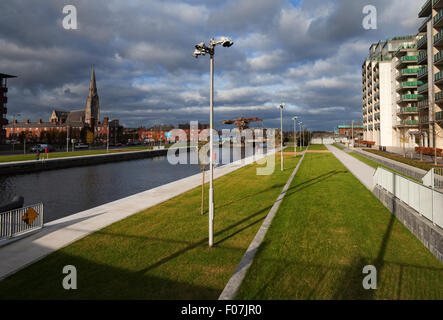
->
[0,147,191,175]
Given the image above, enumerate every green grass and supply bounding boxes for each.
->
[0,154,301,299]
[283,146,307,153]
[333,144,345,151]
[0,146,153,163]
[363,149,438,171]
[236,152,442,300]
[308,144,328,151]
[347,151,421,183]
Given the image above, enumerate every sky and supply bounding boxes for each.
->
[0,0,424,131]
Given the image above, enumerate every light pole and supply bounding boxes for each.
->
[193,36,234,248]
[279,103,284,171]
[292,116,297,156]
[299,122,303,149]
[107,123,109,153]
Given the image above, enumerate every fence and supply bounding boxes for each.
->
[0,203,44,240]
[374,167,443,229]
[422,168,443,190]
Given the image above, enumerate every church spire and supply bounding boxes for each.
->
[85,65,100,126]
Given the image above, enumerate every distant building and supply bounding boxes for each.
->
[0,73,16,144]
[5,67,121,145]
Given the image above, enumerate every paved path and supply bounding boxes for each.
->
[0,150,278,281]
[327,145,376,191]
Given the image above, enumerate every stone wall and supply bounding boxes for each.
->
[373,185,443,263]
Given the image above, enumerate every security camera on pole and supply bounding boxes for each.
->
[193,36,233,248]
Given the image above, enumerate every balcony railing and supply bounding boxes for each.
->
[374,102,380,110]
[399,120,419,126]
[399,107,419,113]
[420,116,429,124]
[434,29,443,46]
[437,111,443,121]
[418,36,427,49]
[400,68,421,75]
[400,94,424,101]
[418,66,428,79]
[418,99,429,108]
[435,91,443,101]
[434,9,443,27]
[418,83,429,93]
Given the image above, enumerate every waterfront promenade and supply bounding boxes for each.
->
[0,148,279,281]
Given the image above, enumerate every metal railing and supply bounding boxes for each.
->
[0,203,44,240]
[374,167,443,228]
[423,168,443,190]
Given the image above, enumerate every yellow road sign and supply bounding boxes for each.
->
[22,207,39,225]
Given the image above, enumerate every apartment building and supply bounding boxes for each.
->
[0,73,16,144]
[362,36,420,148]
[417,0,443,149]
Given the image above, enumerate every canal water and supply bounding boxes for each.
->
[0,147,260,222]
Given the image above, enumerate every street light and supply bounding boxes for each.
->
[279,104,284,171]
[193,36,233,248]
[298,122,303,149]
[292,116,297,157]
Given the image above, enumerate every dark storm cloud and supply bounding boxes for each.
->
[0,0,423,130]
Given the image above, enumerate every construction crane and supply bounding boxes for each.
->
[222,117,264,131]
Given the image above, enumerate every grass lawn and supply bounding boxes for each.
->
[363,149,438,171]
[308,144,328,151]
[0,146,154,163]
[0,154,301,299]
[333,144,345,151]
[283,146,307,153]
[347,151,421,183]
[236,152,442,300]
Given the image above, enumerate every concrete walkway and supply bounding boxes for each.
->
[327,145,376,191]
[0,150,278,281]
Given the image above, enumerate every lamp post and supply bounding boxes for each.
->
[298,122,303,149]
[193,36,233,248]
[66,125,70,152]
[292,116,297,156]
[279,104,284,171]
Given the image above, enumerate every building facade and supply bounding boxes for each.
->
[0,73,16,144]
[5,67,121,145]
[362,36,423,149]
[417,0,443,149]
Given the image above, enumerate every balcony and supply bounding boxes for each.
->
[437,111,443,121]
[420,116,429,124]
[436,70,443,85]
[397,68,421,80]
[418,83,429,93]
[435,0,443,9]
[374,123,381,130]
[398,107,419,114]
[418,36,427,50]
[397,81,424,91]
[0,87,7,94]
[398,120,419,127]
[419,0,432,18]
[2,107,7,114]
[434,30,443,48]
[419,15,431,33]
[435,50,443,66]
[374,112,381,120]
[399,94,424,102]
[434,8,443,28]
[418,66,428,80]
[418,51,428,64]
[374,102,380,110]
[418,99,429,109]
[435,91,443,102]
[0,97,7,104]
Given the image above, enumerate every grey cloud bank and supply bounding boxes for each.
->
[0,0,422,130]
